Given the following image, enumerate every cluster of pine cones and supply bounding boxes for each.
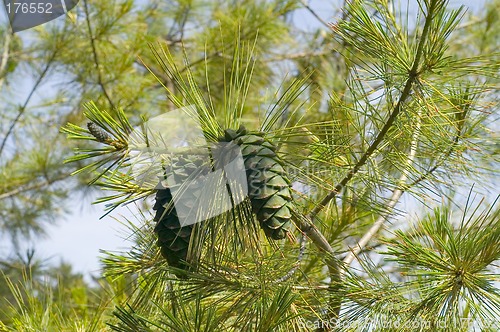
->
[153,126,295,271]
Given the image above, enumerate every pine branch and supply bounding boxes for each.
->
[0,52,57,158]
[309,0,439,219]
[300,1,444,326]
[294,213,342,321]
[410,118,464,186]
[0,27,12,91]
[342,108,423,270]
[407,86,472,187]
[263,49,332,63]
[83,0,116,109]
[272,234,307,283]
[0,173,71,201]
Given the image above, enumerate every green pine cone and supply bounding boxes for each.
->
[153,156,208,271]
[87,122,110,143]
[220,126,294,239]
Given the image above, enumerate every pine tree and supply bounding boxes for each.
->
[1,0,499,331]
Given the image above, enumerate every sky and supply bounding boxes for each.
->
[0,0,490,281]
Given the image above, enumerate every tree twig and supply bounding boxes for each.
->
[309,0,438,220]
[294,213,342,319]
[264,49,332,63]
[0,173,72,201]
[83,0,116,109]
[299,3,440,327]
[0,27,12,92]
[0,53,57,158]
[272,234,307,283]
[340,61,469,272]
[410,124,463,186]
[342,108,423,270]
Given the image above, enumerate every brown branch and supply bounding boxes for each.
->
[299,2,441,327]
[83,0,116,109]
[0,27,12,91]
[294,212,342,320]
[0,173,72,201]
[410,128,462,186]
[264,49,332,63]
[342,108,422,270]
[342,96,468,270]
[0,52,57,158]
[272,234,307,283]
[309,0,438,220]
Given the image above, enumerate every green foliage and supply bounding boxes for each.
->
[0,255,111,331]
[386,196,500,323]
[339,195,500,331]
